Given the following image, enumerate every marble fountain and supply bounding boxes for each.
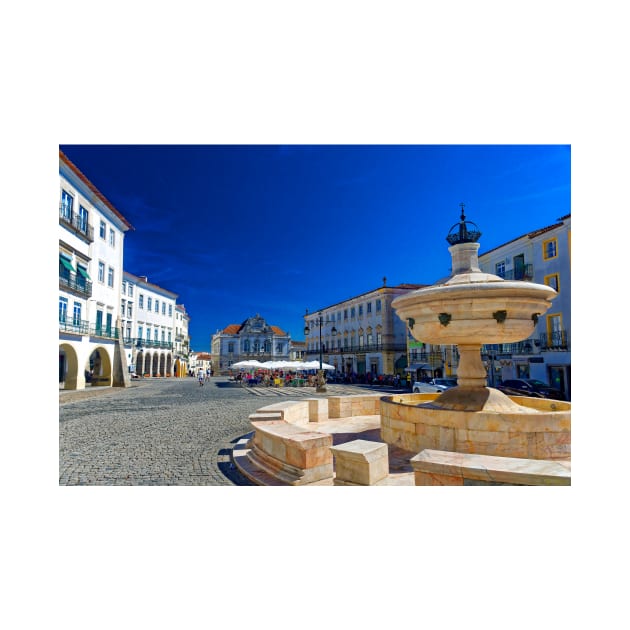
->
[234,209,570,486]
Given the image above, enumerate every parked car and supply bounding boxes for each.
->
[499,378,565,400]
[429,378,457,390]
[412,381,442,393]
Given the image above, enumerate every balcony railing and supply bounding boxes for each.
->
[496,264,534,281]
[59,207,95,242]
[539,330,570,351]
[59,318,91,335]
[306,342,408,355]
[59,272,92,298]
[133,338,174,350]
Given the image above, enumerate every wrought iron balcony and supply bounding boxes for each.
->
[59,272,92,298]
[496,264,534,281]
[133,338,174,350]
[539,330,570,351]
[59,207,95,242]
[306,342,408,355]
[59,317,91,335]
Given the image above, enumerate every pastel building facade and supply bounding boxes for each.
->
[59,150,133,389]
[478,214,571,398]
[212,314,291,372]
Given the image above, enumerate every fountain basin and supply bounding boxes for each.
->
[391,280,557,346]
[380,392,571,460]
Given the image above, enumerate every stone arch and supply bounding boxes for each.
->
[151,353,159,376]
[166,354,173,376]
[135,350,143,375]
[142,352,152,376]
[59,343,80,390]
[87,346,112,386]
[159,353,166,376]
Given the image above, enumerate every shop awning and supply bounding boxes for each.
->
[59,255,75,272]
[77,266,91,280]
[404,363,436,372]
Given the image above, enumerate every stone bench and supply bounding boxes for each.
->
[327,394,382,419]
[410,449,571,486]
[330,439,389,486]
[246,420,333,485]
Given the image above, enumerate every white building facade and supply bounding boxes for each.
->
[122,272,178,377]
[304,281,425,379]
[59,150,133,389]
[478,214,571,398]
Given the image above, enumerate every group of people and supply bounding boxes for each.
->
[196,367,213,385]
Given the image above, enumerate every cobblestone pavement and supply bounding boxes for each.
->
[59,376,400,486]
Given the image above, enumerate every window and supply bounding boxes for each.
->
[122,282,127,294]
[139,294,144,309]
[162,302,166,315]
[358,304,363,316]
[128,284,133,297]
[109,228,115,247]
[367,302,372,313]
[59,297,68,322]
[98,261,105,283]
[228,342,234,352]
[146,327,151,341]
[60,190,73,219]
[138,325,143,339]
[155,299,159,313]
[168,332,171,343]
[495,261,506,278]
[545,273,560,292]
[168,304,172,316]
[367,333,373,346]
[543,238,557,260]
[276,343,284,353]
[351,307,356,318]
[121,300,125,315]
[377,332,382,345]
[147,297,152,310]
[161,330,165,342]
[78,205,89,233]
[359,335,364,348]
[99,220,106,239]
[344,309,348,320]
[127,304,133,318]
[59,254,74,279]
[107,266,114,287]
[376,299,382,313]
[73,301,82,326]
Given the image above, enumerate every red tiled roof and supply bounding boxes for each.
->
[222,324,241,334]
[270,325,287,336]
[59,150,134,230]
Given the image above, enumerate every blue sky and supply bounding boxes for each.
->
[59,144,570,350]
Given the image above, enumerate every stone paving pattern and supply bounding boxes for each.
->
[59,376,402,486]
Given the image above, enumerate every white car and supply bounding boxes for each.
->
[412,381,442,393]
[429,378,457,391]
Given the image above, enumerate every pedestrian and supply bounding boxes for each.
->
[198,368,204,386]
[205,367,211,382]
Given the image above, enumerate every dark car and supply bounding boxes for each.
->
[429,378,458,391]
[499,378,565,401]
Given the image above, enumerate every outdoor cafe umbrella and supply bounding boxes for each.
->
[231,360,265,369]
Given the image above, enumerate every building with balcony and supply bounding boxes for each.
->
[174,304,191,376]
[122,272,179,377]
[478,214,571,398]
[304,280,426,379]
[59,150,133,389]
[211,314,291,372]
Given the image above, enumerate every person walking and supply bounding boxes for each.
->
[198,368,205,386]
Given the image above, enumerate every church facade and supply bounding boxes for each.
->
[211,314,291,372]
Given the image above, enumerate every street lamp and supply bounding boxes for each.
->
[304,311,337,393]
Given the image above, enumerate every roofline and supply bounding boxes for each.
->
[306,283,428,314]
[59,149,134,230]
[479,214,571,258]
[123,271,179,299]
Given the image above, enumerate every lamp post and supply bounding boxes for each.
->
[304,311,337,393]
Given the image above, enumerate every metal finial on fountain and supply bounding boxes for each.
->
[446,203,482,245]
